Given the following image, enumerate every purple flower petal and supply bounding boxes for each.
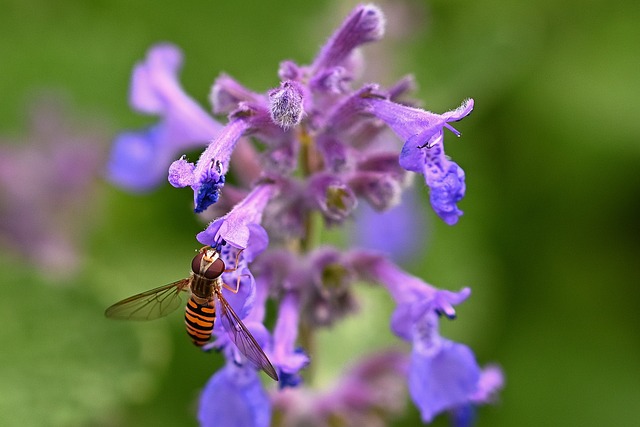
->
[351,190,427,263]
[108,126,172,191]
[198,364,271,427]
[409,339,481,423]
[312,4,385,73]
[197,184,276,251]
[170,118,251,212]
[425,158,466,225]
[369,98,474,149]
[210,73,267,115]
[471,364,505,404]
[270,293,310,387]
[167,155,195,187]
[109,43,222,191]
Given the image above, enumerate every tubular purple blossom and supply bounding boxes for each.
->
[210,73,267,115]
[270,292,310,388]
[365,98,474,224]
[108,43,223,191]
[197,183,276,257]
[348,251,502,422]
[169,118,252,212]
[368,98,474,150]
[312,4,386,73]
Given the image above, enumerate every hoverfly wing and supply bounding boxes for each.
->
[105,279,191,321]
[216,290,279,381]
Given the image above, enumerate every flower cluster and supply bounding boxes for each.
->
[108,4,503,426]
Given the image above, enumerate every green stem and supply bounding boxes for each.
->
[297,125,321,384]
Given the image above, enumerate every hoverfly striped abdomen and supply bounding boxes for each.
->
[184,299,215,346]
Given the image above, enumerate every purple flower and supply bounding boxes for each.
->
[311,4,386,73]
[368,97,473,225]
[108,44,223,192]
[308,173,358,224]
[197,183,276,258]
[409,336,481,423]
[210,73,267,115]
[109,4,502,426]
[305,247,359,326]
[269,292,310,388]
[198,362,271,427]
[169,118,251,212]
[369,98,474,151]
[348,151,411,212]
[0,96,106,278]
[271,351,409,427]
[351,189,428,263]
[351,252,502,423]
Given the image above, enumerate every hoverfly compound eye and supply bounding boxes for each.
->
[204,258,225,279]
[191,252,205,274]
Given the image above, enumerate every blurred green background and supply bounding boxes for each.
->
[1,0,639,426]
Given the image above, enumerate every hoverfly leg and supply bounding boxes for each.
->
[222,273,251,294]
[224,248,244,273]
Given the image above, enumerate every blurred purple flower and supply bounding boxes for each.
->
[108,44,223,192]
[0,96,107,279]
[271,351,409,427]
[351,189,428,263]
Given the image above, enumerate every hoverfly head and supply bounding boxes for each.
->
[192,247,226,279]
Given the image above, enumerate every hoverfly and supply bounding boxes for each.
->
[105,245,278,381]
